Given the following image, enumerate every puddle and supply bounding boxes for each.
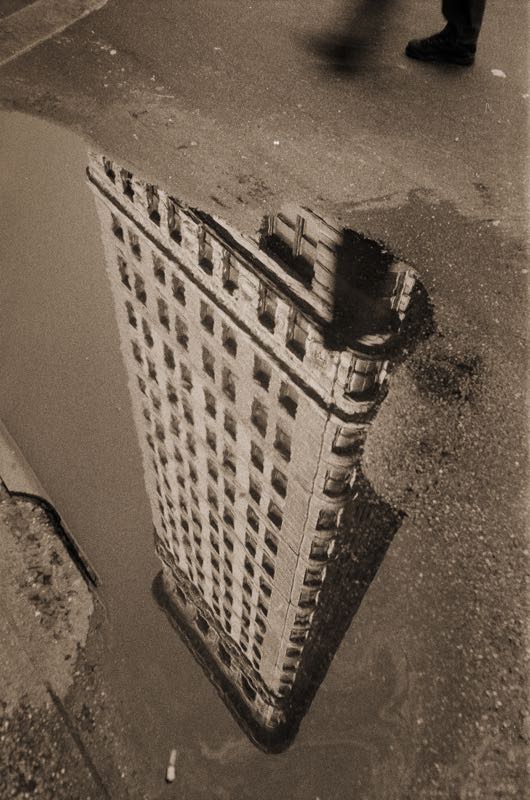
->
[0,110,433,796]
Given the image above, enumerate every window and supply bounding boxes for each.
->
[242,582,252,600]
[249,476,261,505]
[247,506,259,533]
[286,311,308,360]
[134,273,146,304]
[142,319,154,348]
[223,509,234,529]
[129,230,141,260]
[264,212,316,283]
[303,566,324,587]
[259,578,272,598]
[310,540,329,561]
[224,480,235,504]
[224,411,237,440]
[250,399,267,437]
[167,198,182,243]
[151,391,161,411]
[132,341,143,365]
[250,442,264,472]
[172,275,186,305]
[223,531,234,552]
[253,355,271,390]
[137,376,146,395]
[207,486,218,510]
[267,502,283,529]
[146,358,157,382]
[181,396,194,425]
[323,468,352,497]
[223,447,236,474]
[155,422,165,442]
[257,601,268,618]
[264,529,278,556]
[198,229,214,274]
[117,254,130,287]
[152,254,165,284]
[112,214,124,242]
[258,284,277,331]
[222,252,239,293]
[222,368,236,401]
[175,314,188,349]
[146,184,160,225]
[164,344,176,370]
[222,324,237,357]
[173,446,183,464]
[207,459,218,482]
[271,467,287,498]
[103,157,115,182]
[244,557,254,578]
[347,358,380,396]
[278,383,298,417]
[206,428,217,453]
[186,432,196,457]
[274,426,291,461]
[120,169,134,200]
[158,298,170,330]
[316,508,337,530]
[125,301,137,328]
[332,426,362,455]
[245,532,257,558]
[166,382,177,405]
[204,389,216,418]
[200,301,214,334]
[179,363,192,392]
[202,346,215,379]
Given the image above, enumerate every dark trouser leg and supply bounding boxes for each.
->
[442,0,486,45]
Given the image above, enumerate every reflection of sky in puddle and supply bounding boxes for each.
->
[0,110,423,794]
[88,154,417,751]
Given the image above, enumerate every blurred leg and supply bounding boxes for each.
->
[442,0,486,44]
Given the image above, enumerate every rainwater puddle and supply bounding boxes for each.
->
[0,110,431,798]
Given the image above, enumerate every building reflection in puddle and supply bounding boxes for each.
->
[87,155,418,753]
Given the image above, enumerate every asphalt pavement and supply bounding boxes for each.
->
[0,1,528,797]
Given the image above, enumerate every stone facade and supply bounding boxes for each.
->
[87,154,415,746]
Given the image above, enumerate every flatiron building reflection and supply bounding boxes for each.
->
[87,155,415,750]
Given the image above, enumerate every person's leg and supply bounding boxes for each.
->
[406,0,487,64]
[442,0,486,45]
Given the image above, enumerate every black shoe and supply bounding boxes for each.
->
[406,29,475,65]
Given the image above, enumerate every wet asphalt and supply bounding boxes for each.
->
[0,0,528,797]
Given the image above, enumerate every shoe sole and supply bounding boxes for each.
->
[405,45,474,66]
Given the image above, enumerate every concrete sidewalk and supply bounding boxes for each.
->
[0,0,108,67]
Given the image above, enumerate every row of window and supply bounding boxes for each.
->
[112,212,312,363]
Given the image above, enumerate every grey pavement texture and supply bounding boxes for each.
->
[0,0,528,797]
[0,483,136,799]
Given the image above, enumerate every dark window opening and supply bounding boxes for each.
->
[158,298,170,331]
[198,228,214,274]
[278,382,298,417]
[146,184,161,225]
[253,355,271,390]
[258,284,277,331]
[222,324,237,357]
[120,169,134,201]
[286,311,308,360]
[172,275,186,305]
[222,252,239,294]
[103,158,115,182]
[250,399,268,437]
[271,468,287,498]
[200,301,214,334]
[167,198,182,243]
[250,442,264,472]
